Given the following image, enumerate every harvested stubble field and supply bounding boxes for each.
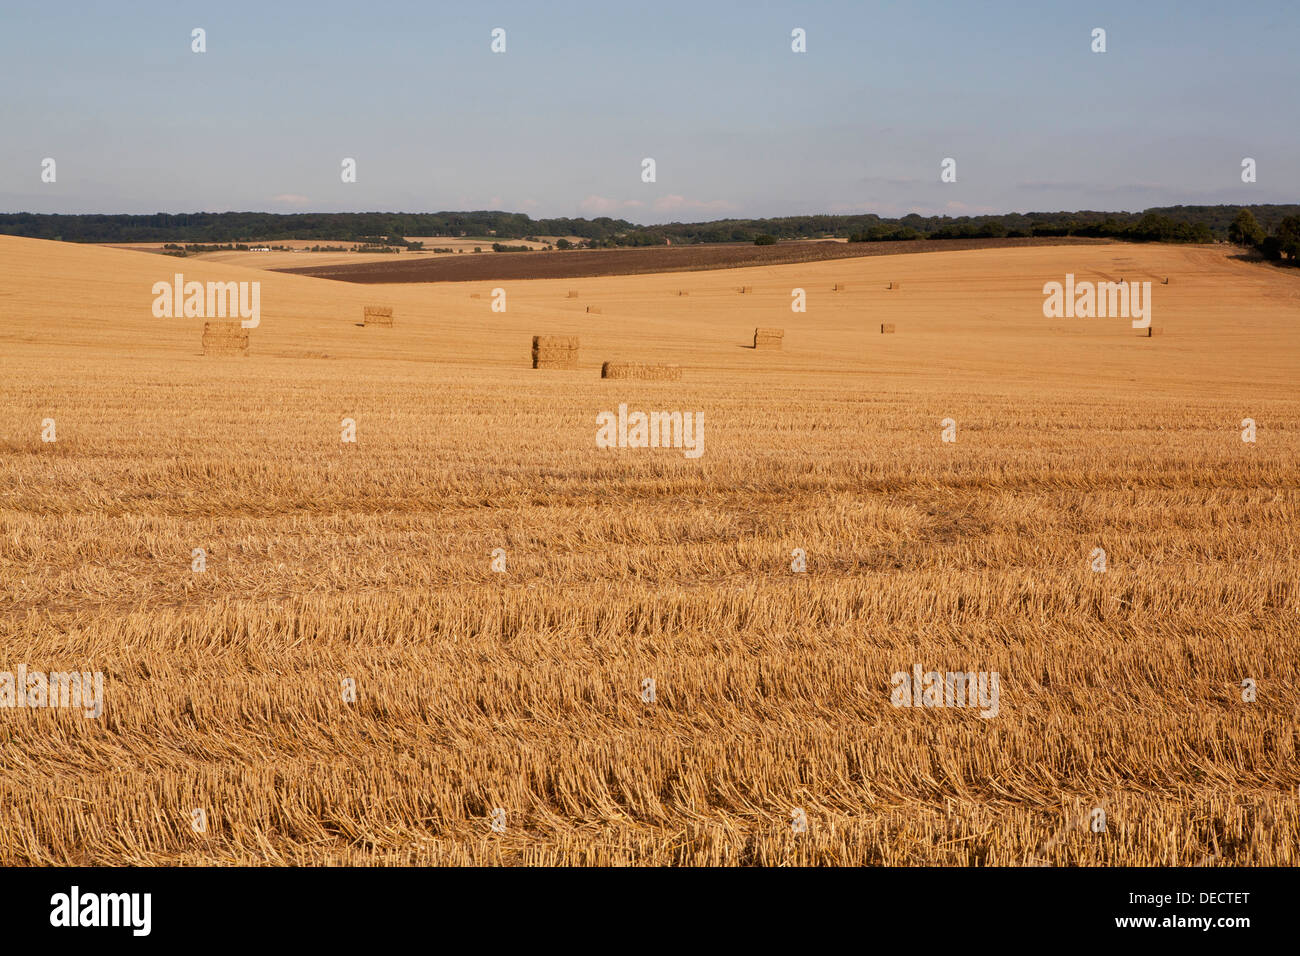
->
[1,235,1298,866]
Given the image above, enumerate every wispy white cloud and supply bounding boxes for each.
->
[943,200,1000,215]
[1017,180,1170,194]
[858,175,924,187]
[828,199,1000,217]
[577,194,735,217]
[652,194,735,213]
[578,194,639,215]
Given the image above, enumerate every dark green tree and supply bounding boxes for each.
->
[1227,209,1264,247]
[1273,215,1300,261]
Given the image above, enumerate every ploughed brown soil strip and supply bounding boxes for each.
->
[272,236,1108,284]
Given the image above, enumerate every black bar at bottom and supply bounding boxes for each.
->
[1,865,1282,943]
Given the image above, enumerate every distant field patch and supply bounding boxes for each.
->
[272,237,1108,284]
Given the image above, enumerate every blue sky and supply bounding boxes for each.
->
[1,0,1295,222]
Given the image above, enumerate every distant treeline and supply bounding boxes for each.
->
[2,205,1300,249]
[847,211,1217,243]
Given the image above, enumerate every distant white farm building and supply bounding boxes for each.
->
[250,246,271,252]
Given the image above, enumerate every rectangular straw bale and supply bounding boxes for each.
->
[532,335,579,350]
[531,333,579,368]
[201,321,249,354]
[601,362,682,381]
[532,352,578,369]
[880,323,896,334]
[530,348,582,361]
[753,327,784,349]
[586,306,602,314]
[201,321,246,335]
[363,305,393,326]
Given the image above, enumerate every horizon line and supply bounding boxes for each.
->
[2,202,1284,229]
